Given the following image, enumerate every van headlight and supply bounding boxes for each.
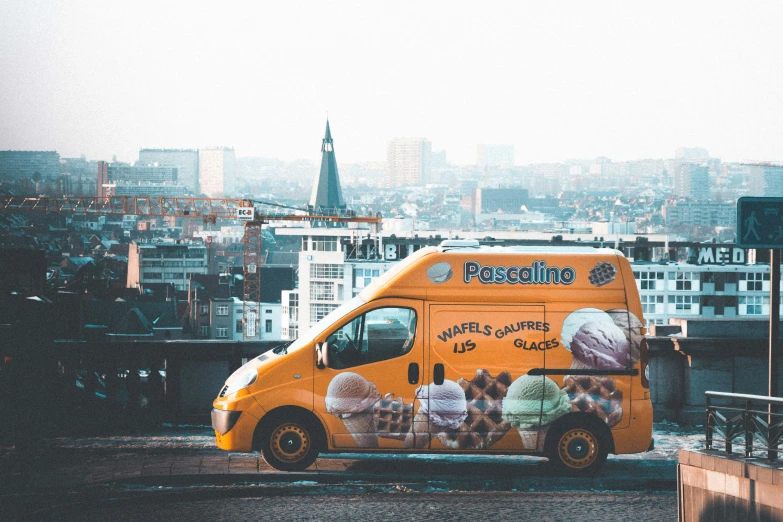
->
[223,370,258,396]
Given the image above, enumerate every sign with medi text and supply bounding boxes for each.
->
[737,197,783,248]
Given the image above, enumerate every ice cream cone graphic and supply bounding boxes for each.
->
[340,413,380,447]
[503,375,570,452]
[325,372,381,448]
[517,425,549,452]
[404,380,468,449]
[404,411,433,449]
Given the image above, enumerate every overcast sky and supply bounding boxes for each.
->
[1,1,782,166]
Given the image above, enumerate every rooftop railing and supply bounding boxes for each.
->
[705,391,783,461]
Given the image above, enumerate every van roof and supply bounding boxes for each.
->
[437,243,626,257]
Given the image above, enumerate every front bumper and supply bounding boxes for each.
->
[213,407,260,452]
[211,408,242,435]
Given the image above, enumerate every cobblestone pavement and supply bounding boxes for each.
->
[1,422,697,520]
[37,491,678,521]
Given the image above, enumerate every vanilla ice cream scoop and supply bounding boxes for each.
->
[570,321,629,370]
[416,380,468,429]
[325,372,381,418]
[502,375,570,428]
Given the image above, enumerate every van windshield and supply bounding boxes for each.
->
[279,295,366,354]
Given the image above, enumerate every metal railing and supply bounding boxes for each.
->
[705,391,783,461]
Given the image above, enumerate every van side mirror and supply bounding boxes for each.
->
[316,342,329,370]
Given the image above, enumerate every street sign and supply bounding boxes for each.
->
[237,207,255,221]
[737,197,783,248]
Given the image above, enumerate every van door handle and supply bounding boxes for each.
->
[408,362,419,384]
[433,363,444,385]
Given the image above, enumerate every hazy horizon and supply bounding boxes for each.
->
[1,1,782,166]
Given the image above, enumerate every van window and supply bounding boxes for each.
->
[327,307,416,369]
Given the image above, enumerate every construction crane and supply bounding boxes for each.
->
[0,194,382,339]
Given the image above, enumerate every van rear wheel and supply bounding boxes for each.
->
[547,419,608,475]
[260,418,320,472]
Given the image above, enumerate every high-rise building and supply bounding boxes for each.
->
[199,147,236,198]
[0,151,60,181]
[674,164,709,200]
[477,144,515,168]
[386,138,431,187]
[309,120,345,213]
[745,163,783,197]
[96,161,109,197]
[138,149,200,194]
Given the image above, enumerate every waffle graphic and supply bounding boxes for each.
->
[562,375,624,427]
[447,369,513,449]
[373,393,413,440]
[588,261,617,287]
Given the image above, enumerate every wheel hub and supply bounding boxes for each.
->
[271,423,310,463]
[558,428,598,469]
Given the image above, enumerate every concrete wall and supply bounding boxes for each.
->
[678,450,783,521]
[648,318,783,425]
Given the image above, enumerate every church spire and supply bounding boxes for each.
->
[309,119,345,212]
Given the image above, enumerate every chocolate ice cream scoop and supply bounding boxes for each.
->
[570,321,629,370]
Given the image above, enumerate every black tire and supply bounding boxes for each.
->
[258,414,321,472]
[546,418,609,475]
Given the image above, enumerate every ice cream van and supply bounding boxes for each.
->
[212,240,653,475]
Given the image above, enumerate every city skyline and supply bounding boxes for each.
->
[1,2,782,166]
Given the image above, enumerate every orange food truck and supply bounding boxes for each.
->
[212,240,652,474]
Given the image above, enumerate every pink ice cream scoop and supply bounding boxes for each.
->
[416,380,468,429]
[325,372,381,418]
[570,321,629,370]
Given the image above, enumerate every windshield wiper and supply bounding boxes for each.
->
[272,340,294,355]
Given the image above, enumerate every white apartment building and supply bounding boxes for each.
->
[127,240,208,292]
[386,138,432,187]
[278,228,392,340]
[199,147,236,198]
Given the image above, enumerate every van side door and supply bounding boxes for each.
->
[419,304,550,452]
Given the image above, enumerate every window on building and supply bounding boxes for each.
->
[354,268,381,289]
[236,319,243,333]
[200,325,209,337]
[146,273,162,279]
[641,295,663,314]
[310,303,338,324]
[740,295,767,315]
[326,307,417,370]
[310,263,344,279]
[216,305,229,316]
[265,319,273,333]
[311,236,338,252]
[310,281,334,301]
[215,327,228,338]
[265,309,272,314]
[635,271,662,290]
[668,295,696,311]
[199,304,209,315]
[677,272,693,290]
[747,272,764,291]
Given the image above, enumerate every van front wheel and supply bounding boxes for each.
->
[261,419,319,472]
[547,420,608,475]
